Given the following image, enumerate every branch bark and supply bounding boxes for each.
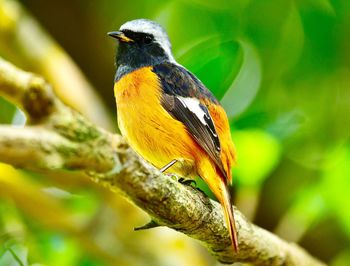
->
[0,57,325,265]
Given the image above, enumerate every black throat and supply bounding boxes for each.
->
[115,41,170,81]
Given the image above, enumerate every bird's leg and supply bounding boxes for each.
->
[178,178,206,196]
[160,160,198,189]
[159,159,178,173]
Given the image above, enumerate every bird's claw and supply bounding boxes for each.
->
[178,178,197,188]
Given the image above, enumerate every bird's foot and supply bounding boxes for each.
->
[195,186,206,195]
[178,177,197,188]
[178,177,207,197]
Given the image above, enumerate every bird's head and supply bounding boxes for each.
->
[108,19,175,74]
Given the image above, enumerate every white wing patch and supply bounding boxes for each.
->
[176,96,219,141]
[177,97,206,124]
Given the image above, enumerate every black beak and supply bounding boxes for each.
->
[107,31,134,42]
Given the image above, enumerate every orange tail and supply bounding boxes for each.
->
[197,158,239,252]
[219,181,239,252]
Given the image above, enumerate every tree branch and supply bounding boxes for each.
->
[0,0,113,129]
[0,57,325,265]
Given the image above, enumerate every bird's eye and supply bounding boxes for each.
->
[143,35,152,44]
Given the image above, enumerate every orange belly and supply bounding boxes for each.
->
[114,67,200,177]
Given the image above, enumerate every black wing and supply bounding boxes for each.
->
[153,62,227,179]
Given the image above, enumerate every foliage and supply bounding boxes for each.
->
[0,0,349,265]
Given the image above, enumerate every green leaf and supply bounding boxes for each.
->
[0,96,17,124]
[177,37,243,99]
[274,186,326,242]
[331,248,350,266]
[155,1,243,100]
[321,145,350,237]
[221,41,261,118]
[39,233,79,266]
[155,1,219,49]
[0,244,28,266]
[182,0,233,11]
[298,0,336,15]
[271,3,304,76]
[233,129,281,186]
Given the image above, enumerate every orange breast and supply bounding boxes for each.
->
[114,67,199,176]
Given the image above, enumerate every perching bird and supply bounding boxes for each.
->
[108,19,238,252]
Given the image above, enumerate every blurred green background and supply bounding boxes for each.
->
[0,0,350,265]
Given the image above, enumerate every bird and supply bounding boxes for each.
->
[108,18,238,252]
